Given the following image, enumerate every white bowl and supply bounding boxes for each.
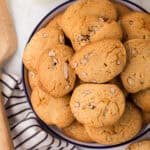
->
[22,0,150,149]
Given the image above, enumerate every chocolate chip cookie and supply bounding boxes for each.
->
[85,102,142,145]
[133,88,150,112]
[38,44,76,97]
[31,87,75,128]
[121,39,150,93]
[120,12,150,40]
[68,15,122,51]
[71,39,126,83]
[70,84,125,127]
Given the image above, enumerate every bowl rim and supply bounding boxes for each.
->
[22,0,150,149]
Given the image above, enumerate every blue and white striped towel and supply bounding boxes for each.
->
[1,72,78,150]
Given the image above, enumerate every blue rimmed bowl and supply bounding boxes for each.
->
[22,0,150,149]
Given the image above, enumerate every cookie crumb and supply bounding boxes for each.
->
[110,87,116,94]
[131,48,137,56]
[52,58,58,66]
[48,50,55,57]
[65,84,70,89]
[59,35,64,44]
[81,58,87,65]
[80,72,87,77]
[88,103,96,109]
[30,72,35,78]
[43,33,49,38]
[77,35,89,46]
[98,17,104,22]
[74,102,80,108]
[106,137,112,142]
[116,60,121,65]
[127,77,135,85]
[91,80,97,83]
[72,62,78,68]
[64,62,68,79]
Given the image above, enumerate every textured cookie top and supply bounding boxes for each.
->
[126,140,150,150]
[85,102,142,145]
[61,0,117,38]
[124,39,150,59]
[31,87,74,128]
[23,26,65,72]
[70,84,125,127]
[71,39,126,83]
[133,88,150,112]
[121,39,150,93]
[63,121,93,142]
[38,44,76,97]
[120,12,150,40]
[68,15,122,51]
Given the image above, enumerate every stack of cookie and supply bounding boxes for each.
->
[23,0,150,145]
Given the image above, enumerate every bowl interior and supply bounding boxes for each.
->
[23,0,149,149]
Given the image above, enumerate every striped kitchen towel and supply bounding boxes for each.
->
[1,72,78,150]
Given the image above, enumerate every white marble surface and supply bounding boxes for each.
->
[5,0,150,150]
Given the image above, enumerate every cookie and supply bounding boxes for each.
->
[113,2,132,18]
[23,25,65,72]
[85,102,142,145]
[126,140,150,150]
[28,71,38,89]
[133,88,150,112]
[31,87,75,128]
[70,84,125,127]
[120,12,150,40]
[68,15,122,51]
[71,39,126,83]
[38,44,76,97]
[63,121,93,142]
[121,39,150,93]
[61,0,117,38]
[142,111,150,124]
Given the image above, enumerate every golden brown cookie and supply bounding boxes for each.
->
[113,2,132,18]
[28,71,38,89]
[38,44,76,97]
[71,39,126,83]
[85,102,142,145]
[23,24,65,72]
[133,88,150,112]
[63,121,93,142]
[31,87,75,128]
[61,0,117,39]
[120,12,150,40]
[68,15,122,51]
[126,140,150,150]
[142,111,150,124]
[70,84,125,127]
[121,39,150,93]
